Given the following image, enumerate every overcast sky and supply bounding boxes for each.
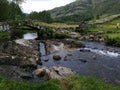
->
[21,0,75,13]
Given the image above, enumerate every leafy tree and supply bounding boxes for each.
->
[39,11,53,23]
[28,11,53,23]
[8,1,24,20]
[0,0,9,21]
[28,11,39,20]
[0,0,24,21]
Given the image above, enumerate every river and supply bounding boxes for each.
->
[24,33,120,85]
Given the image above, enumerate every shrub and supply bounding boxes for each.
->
[10,29,25,39]
[0,32,10,42]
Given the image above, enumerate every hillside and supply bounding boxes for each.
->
[50,0,120,22]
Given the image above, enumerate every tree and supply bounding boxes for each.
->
[0,0,9,21]
[10,0,24,4]
[28,11,53,23]
[8,1,23,20]
[28,12,39,20]
[0,0,24,21]
[39,11,53,23]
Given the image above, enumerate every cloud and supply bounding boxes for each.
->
[21,0,75,13]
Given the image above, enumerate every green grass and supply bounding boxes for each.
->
[0,76,120,90]
[32,21,78,28]
[89,14,120,24]
[87,24,120,33]
[104,34,120,47]
[0,32,10,42]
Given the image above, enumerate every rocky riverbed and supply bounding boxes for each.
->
[0,39,39,82]
[39,40,120,85]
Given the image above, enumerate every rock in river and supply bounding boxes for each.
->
[79,58,87,63]
[53,54,61,60]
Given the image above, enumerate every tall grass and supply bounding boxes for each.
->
[0,76,120,90]
[104,34,120,47]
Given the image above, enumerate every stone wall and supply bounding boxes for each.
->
[0,22,10,31]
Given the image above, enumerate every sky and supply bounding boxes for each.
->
[21,0,75,13]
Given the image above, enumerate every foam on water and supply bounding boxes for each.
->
[85,48,120,57]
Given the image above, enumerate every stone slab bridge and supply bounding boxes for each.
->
[0,21,50,39]
[25,21,51,39]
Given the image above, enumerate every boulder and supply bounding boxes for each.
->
[53,54,61,60]
[42,57,49,62]
[79,48,91,52]
[79,58,87,63]
[64,56,68,61]
[20,73,33,80]
[34,68,46,77]
[34,66,76,80]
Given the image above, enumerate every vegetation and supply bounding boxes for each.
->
[0,76,120,90]
[10,29,26,39]
[28,11,53,23]
[104,34,120,47]
[0,0,24,21]
[86,16,120,47]
[38,27,70,40]
[33,21,78,28]
[0,32,10,42]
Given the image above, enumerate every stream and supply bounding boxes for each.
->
[39,41,120,85]
[23,33,120,85]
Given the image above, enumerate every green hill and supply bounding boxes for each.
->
[50,0,120,22]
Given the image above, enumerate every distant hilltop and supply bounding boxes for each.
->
[49,0,120,22]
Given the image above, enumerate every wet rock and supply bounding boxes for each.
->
[70,32,80,39]
[79,58,87,63]
[79,48,91,52]
[34,66,76,80]
[20,64,37,71]
[64,56,68,61]
[45,39,85,54]
[15,39,31,47]
[53,54,61,60]
[34,68,46,77]
[42,57,49,62]
[20,73,33,80]
[93,55,96,60]
[67,54,72,56]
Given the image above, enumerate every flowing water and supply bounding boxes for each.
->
[39,40,120,85]
[39,42,46,56]
[23,33,120,85]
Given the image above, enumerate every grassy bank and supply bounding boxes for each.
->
[0,76,120,90]
[104,34,120,47]
[86,17,120,47]
[33,21,78,28]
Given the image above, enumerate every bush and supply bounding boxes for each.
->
[10,29,25,39]
[38,28,70,40]
[0,32,10,42]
